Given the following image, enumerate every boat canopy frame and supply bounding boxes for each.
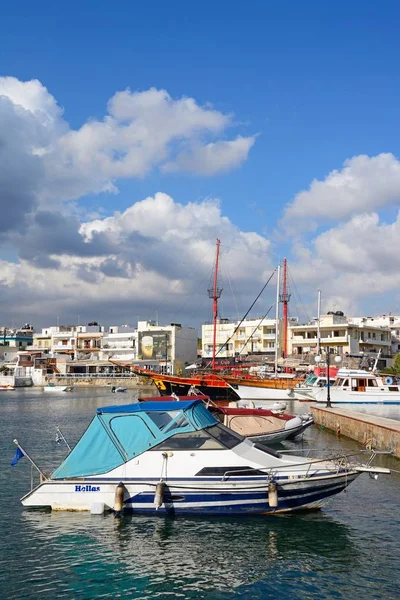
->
[52,400,217,480]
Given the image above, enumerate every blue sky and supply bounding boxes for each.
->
[1,1,400,327]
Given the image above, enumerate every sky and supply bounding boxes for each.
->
[1,0,400,330]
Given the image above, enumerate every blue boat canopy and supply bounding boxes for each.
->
[52,400,217,479]
[97,400,200,414]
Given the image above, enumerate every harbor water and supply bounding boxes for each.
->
[1,388,399,599]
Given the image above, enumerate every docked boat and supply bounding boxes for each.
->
[139,395,314,444]
[293,373,337,401]
[221,373,306,401]
[0,385,15,391]
[111,386,127,393]
[123,365,240,402]
[312,369,400,404]
[43,383,74,393]
[17,398,389,514]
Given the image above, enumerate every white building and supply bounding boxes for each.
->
[201,317,286,359]
[288,312,392,359]
[136,321,198,373]
[350,315,400,356]
[100,325,137,361]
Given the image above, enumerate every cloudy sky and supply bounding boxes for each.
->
[1,1,400,330]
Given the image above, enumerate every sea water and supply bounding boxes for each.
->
[0,388,399,599]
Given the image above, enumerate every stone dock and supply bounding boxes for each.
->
[310,404,400,458]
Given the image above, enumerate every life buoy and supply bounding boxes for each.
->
[384,376,393,385]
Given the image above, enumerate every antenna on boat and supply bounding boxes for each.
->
[372,349,382,373]
[208,238,222,371]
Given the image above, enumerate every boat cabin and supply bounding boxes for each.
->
[333,369,400,392]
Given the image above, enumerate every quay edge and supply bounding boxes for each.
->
[310,404,400,458]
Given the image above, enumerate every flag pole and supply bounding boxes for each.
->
[13,439,48,480]
[56,426,72,452]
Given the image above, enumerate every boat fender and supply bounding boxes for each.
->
[385,376,393,385]
[284,416,303,431]
[286,388,294,397]
[268,481,278,508]
[154,481,166,510]
[114,482,126,517]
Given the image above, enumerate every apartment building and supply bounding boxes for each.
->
[201,317,287,359]
[288,312,392,358]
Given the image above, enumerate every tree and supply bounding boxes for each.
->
[382,352,400,375]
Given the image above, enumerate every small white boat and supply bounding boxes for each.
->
[312,369,400,404]
[0,385,15,391]
[111,386,127,393]
[293,374,337,400]
[43,384,74,393]
[16,398,390,514]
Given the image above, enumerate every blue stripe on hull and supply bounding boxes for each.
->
[123,479,353,515]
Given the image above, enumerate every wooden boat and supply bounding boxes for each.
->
[221,373,306,400]
[127,365,240,402]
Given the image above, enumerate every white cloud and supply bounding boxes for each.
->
[162,136,256,175]
[282,153,400,233]
[0,193,273,326]
[288,210,400,318]
[0,77,256,211]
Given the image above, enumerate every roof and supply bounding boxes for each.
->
[97,399,200,413]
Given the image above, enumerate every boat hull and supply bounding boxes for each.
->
[21,471,359,515]
[313,389,400,404]
[236,385,296,400]
[155,379,240,402]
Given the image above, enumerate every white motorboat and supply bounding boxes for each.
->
[312,369,400,404]
[293,374,337,401]
[43,384,74,393]
[111,386,127,393]
[15,398,389,515]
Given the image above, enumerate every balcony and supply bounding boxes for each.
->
[52,343,74,351]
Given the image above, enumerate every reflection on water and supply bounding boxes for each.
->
[18,510,359,599]
[0,388,399,600]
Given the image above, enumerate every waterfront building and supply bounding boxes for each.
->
[0,324,34,349]
[137,321,198,373]
[76,323,104,360]
[288,312,392,360]
[350,315,400,356]
[100,325,137,361]
[201,317,294,359]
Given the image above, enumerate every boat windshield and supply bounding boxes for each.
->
[150,422,244,451]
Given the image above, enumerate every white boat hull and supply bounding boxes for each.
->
[236,385,295,400]
[43,386,73,392]
[313,388,400,404]
[21,471,360,515]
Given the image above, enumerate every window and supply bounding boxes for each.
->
[147,410,190,433]
[151,430,224,451]
[196,466,267,476]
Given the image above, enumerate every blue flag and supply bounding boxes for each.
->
[11,447,24,466]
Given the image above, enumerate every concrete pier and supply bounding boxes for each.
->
[310,404,400,458]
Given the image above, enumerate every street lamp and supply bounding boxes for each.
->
[315,347,342,408]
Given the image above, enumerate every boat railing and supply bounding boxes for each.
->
[50,373,137,379]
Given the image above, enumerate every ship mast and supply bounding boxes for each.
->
[208,238,222,370]
[279,257,291,359]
